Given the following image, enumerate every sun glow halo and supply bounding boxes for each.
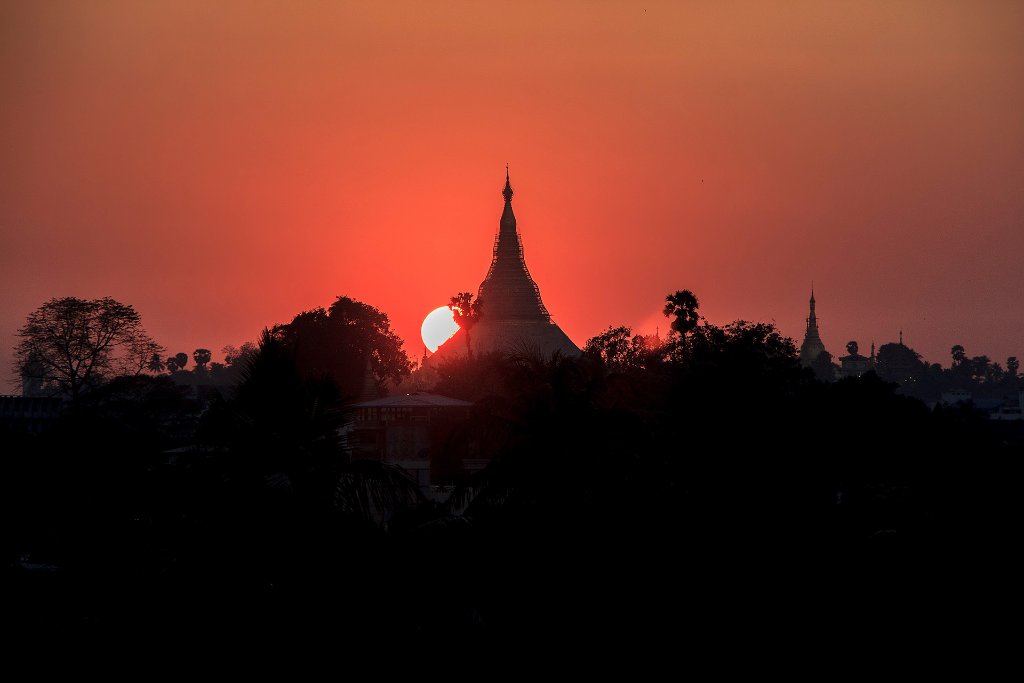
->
[421,305,460,353]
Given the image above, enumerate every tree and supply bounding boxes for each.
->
[14,296,163,401]
[846,341,859,356]
[273,296,413,397]
[951,345,966,367]
[166,352,189,373]
[222,342,257,367]
[450,292,484,360]
[663,290,701,336]
[147,353,166,374]
[1008,357,1019,379]
[876,342,925,387]
[228,328,345,466]
[584,325,651,372]
[193,348,212,369]
[810,349,836,382]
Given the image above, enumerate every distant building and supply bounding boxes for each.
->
[20,359,46,398]
[348,392,474,494]
[428,170,580,363]
[839,341,875,378]
[990,392,1023,421]
[0,395,63,433]
[939,390,973,406]
[939,390,1024,422]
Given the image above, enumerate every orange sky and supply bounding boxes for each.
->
[2,1,1023,389]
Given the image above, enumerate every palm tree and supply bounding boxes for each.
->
[147,353,166,373]
[193,348,212,369]
[951,345,966,367]
[663,290,701,336]
[450,292,484,360]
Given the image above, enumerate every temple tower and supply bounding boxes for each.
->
[431,170,579,360]
[798,287,828,366]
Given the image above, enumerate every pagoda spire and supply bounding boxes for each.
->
[799,285,828,367]
[478,168,551,321]
[427,169,580,361]
[806,286,819,332]
[502,163,513,202]
[500,165,516,233]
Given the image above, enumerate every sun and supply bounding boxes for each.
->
[421,305,460,353]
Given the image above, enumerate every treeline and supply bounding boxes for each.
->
[3,290,1021,646]
[809,339,1020,403]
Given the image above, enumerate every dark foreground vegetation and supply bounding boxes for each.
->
[4,293,1022,650]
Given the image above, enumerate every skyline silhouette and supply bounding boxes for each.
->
[2,2,1023,389]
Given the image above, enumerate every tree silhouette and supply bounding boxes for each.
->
[273,296,413,397]
[449,292,484,360]
[193,348,212,370]
[584,325,653,373]
[14,296,163,401]
[228,328,345,467]
[877,342,925,387]
[663,290,701,336]
[967,355,1003,385]
[166,352,189,372]
[222,342,257,367]
[8,283,1021,639]
[951,345,966,367]
[148,353,166,374]
[810,349,836,382]
[1008,357,1019,378]
[846,341,859,356]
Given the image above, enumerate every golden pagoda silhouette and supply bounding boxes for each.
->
[798,288,826,364]
[430,169,580,361]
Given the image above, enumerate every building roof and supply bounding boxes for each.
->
[353,393,473,409]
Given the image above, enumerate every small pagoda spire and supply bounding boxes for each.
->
[799,285,828,368]
[899,329,904,345]
[502,164,513,202]
[499,166,517,234]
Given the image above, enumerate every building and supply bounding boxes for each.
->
[428,169,580,362]
[939,390,1024,422]
[839,341,875,378]
[0,395,63,433]
[348,392,474,495]
[990,391,1023,421]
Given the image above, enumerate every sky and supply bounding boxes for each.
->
[2,1,1022,390]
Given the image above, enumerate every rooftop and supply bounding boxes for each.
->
[354,393,473,409]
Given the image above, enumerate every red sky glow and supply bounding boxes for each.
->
[2,1,1023,388]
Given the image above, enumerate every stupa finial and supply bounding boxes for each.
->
[503,165,513,202]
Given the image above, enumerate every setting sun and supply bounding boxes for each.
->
[421,306,460,353]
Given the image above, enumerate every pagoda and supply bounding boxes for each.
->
[430,169,580,361]
[798,287,829,366]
